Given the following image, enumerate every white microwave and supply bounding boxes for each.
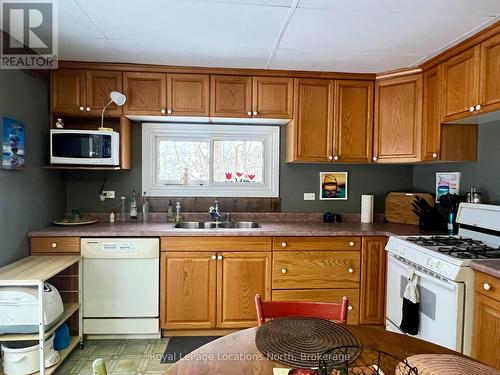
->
[50,129,120,166]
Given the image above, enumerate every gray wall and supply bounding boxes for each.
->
[65,126,414,213]
[0,70,65,266]
[413,121,500,204]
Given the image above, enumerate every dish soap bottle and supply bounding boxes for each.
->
[175,201,183,223]
[167,200,174,222]
[130,190,138,221]
[142,192,150,223]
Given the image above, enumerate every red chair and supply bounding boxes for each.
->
[255,294,349,326]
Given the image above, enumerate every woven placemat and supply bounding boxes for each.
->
[255,317,361,368]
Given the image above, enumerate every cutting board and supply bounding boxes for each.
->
[385,192,434,225]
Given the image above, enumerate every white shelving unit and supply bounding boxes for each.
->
[0,256,82,375]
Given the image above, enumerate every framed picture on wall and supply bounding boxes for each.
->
[435,172,461,203]
[320,172,348,200]
[2,117,25,171]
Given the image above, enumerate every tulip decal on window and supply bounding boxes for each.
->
[223,171,257,183]
[225,172,232,180]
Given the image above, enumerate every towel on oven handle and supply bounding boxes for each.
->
[400,269,420,335]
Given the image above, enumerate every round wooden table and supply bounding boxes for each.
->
[165,325,458,375]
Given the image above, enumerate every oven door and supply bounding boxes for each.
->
[386,253,465,352]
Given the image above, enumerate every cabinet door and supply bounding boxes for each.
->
[472,293,500,369]
[85,70,123,115]
[51,69,86,114]
[123,72,167,115]
[374,74,422,163]
[441,46,480,122]
[480,33,500,114]
[160,252,216,329]
[334,80,373,163]
[253,76,293,118]
[216,252,271,329]
[360,237,386,325]
[272,289,360,325]
[422,66,442,161]
[167,74,209,116]
[210,75,252,117]
[291,78,334,162]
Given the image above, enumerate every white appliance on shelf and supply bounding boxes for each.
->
[385,203,500,355]
[50,129,120,166]
[81,238,159,338]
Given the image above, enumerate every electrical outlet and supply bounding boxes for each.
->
[304,193,315,201]
[102,191,115,199]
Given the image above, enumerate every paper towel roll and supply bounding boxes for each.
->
[361,195,374,223]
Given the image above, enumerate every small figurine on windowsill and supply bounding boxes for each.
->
[181,168,190,186]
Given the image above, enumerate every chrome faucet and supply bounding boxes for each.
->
[208,200,223,222]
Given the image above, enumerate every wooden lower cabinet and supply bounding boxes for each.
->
[160,252,217,330]
[360,237,387,325]
[272,289,360,325]
[216,252,271,328]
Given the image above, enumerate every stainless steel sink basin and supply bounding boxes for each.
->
[173,221,260,229]
[218,221,260,229]
[174,221,218,229]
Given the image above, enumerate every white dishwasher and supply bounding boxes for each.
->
[81,238,159,337]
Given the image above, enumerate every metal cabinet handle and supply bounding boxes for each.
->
[348,268,354,273]
[483,283,491,291]
[51,242,57,248]
[217,255,223,260]
[281,268,287,274]
[160,109,166,114]
[348,305,353,311]
[476,104,481,111]
[281,242,287,247]
[167,109,172,114]
[211,255,216,260]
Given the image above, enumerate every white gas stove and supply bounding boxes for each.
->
[385,203,500,356]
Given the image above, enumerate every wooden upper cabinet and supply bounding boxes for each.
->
[51,69,86,114]
[216,252,271,329]
[160,252,216,330]
[334,80,373,163]
[290,78,334,162]
[422,66,442,161]
[85,70,123,116]
[360,237,386,325]
[210,75,252,117]
[441,45,480,122]
[167,74,209,116]
[374,74,423,163]
[252,76,293,118]
[480,33,500,114]
[123,72,167,115]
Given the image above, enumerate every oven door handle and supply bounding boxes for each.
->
[389,254,458,291]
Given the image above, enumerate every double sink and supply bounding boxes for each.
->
[174,221,260,229]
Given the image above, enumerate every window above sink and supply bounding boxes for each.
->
[142,123,280,197]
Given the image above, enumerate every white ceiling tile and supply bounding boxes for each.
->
[269,49,420,73]
[298,0,500,17]
[59,36,122,62]
[279,8,492,54]
[111,39,271,68]
[196,0,293,7]
[76,0,288,49]
[58,0,102,38]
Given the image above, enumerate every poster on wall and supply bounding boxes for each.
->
[2,117,25,171]
[320,172,348,200]
[435,172,461,202]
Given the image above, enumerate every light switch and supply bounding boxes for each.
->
[304,193,315,201]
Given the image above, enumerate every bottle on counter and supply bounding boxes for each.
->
[119,196,127,221]
[175,201,183,223]
[142,192,150,222]
[167,200,174,222]
[109,210,116,223]
[130,190,138,221]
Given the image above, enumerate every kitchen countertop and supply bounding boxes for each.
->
[470,260,500,279]
[28,221,438,238]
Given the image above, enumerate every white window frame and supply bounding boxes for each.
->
[142,123,280,197]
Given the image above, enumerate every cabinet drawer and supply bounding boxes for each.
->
[273,237,360,251]
[273,251,360,289]
[30,237,80,253]
[475,271,500,302]
[272,289,360,324]
[161,236,272,252]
